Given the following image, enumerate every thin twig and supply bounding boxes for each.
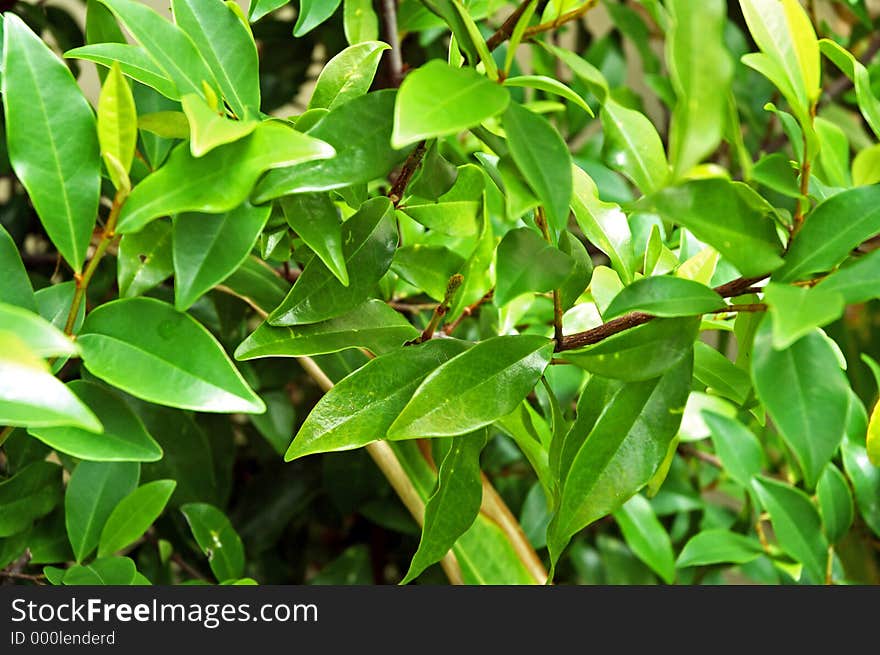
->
[409,274,464,344]
[442,289,494,335]
[379,0,404,88]
[535,207,564,344]
[678,444,722,469]
[486,0,545,51]
[388,140,428,206]
[0,425,14,448]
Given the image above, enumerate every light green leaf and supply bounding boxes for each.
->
[820,39,879,139]
[704,412,764,487]
[343,0,379,44]
[647,179,784,277]
[612,494,675,583]
[494,227,574,306]
[0,302,78,358]
[280,193,348,285]
[814,249,880,305]
[503,102,573,234]
[97,480,176,557]
[173,201,271,310]
[387,335,554,440]
[137,110,190,138]
[604,276,724,320]
[286,339,470,460]
[65,461,139,563]
[249,0,289,22]
[676,529,764,568]
[752,319,849,489]
[503,75,594,117]
[0,462,62,538]
[180,94,259,157]
[601,99,668,195]
[763,282,845,350]
[117,219,173,298]
[172,0,260,118]
[392,60,510,148]
[402,430,487,584]
[117,121,333,233]
[751,476,828,584]
[77,297,265,414]
[65,43,178,100]
[2,14,101,273]
[294,0,342,36]
[98,62,137,191]
[236,299,419,360]
[775,185,880,282]
[62,556,142,585]
[693,340,751,404]
[28,381,162,463]
[181,503,245,582]
[0,225,36,311]
[268,197,396,325]
[816,463,853,544]
[814,116,850,187]
[666,0,733,177]
[852,143,880,186]
[401,164,484,235]
[309,41,389,110]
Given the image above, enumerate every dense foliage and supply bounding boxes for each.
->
[1,0,880,586]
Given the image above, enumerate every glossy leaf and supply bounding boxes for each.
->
[309,41,389,110]
[392,245,466,301]
[676,529,763,568]
[692,341,751,405]
[98,480,176,557]
[62,556,141,585]
[0,225,36,311]
[286,339,470,460]
[180,94,259,157]
[648,179,784,277]
[0,302,77,358]
[816,463,853,544]
[392,61,510,148]
[0,462,62,538]
[97,62,137,191]
[117,219,173,298]
[268,198,396,325]
[2,14,101,273]
[181,503,245,582]
[294,0,342,36]
[494,228,574,306]
[402,430,487,584]
[343,0,379,44]
[776,185,880,282]
[77,297,265,413]
[604,276,724,320]
[236,299,418,360]
[763,282,844,349]
[387,335,554,439]
[752,319,850,489]
[704,412,763,487]
[65,43,178,100]
[612,494,675,583]
[250,0,288,22]
[28,381,162,462]
[173,202,271,310]
[503,103,573,233]
[841,438,880,538]
[65,461,139,563]
[280,193,348,285]
[601,99,668,195]
[751,476,828,584]
[171,0,260,118]
[557,231,593,310]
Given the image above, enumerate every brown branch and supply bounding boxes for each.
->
[388,140,427,206]
[379,0,404,88]
[523,0,598,41]
[678,444,722,469]
[486,0,544,52]
[408,274,463,344]
[443,289,494,335]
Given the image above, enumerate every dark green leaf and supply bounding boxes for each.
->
[280,193,348,285]
[557,231,593,310]
[704,412,764,487]
[392,245,465,301]
[604,276,724,320]
[294,0,342,36]
[816,463,853,544]
[0,224,35,311]
[692,341,751,405]
[494,227,574,306]
[612,494,675,583]
[117,219,173,298]
[181,502,245,582]
[0,462,62,538]
[841,437,880,538]
[97,479,176,557]
[815,249,880,305]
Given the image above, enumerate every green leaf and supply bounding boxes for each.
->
[841,437,880,538]
[280,193,348,285]
[666,0,733,177]
[77,297,265,414]
[62,556,142,585]
[604,276,724,320]
[97,62,137,191]
[401,164,484,235]
[676,529,764,568]
[65,461,139,563]
[286,339,470,460]
[570,166,636,283]
[268,197,396,325]
[0,225,36,312]
[820,39,880,140]
[814,116,850,187]
[816,463,853,544]
[294,0,342,36]
[763,282,845,349]
[173,201,271,310]
[852,143,880,186]
[0,302,77,358]
[0,333,102,432]
[868,398,880,467]
[564,317,698,382]
[309,41,389,110]
[693,341,751,405]
[547,354,692,570]
[704,412,764,487]
[117,219,173,298]
[254,90,404,199]
[250,0,289,22]
[392,245,466,301]
[388,335,554,440]
[99,0,219,100]
[222,256,289,313]
[391,61,510,148]
[0,462,62,538]
[612,494,675,583]
[65,43,178,101]
[647,179,784,277]
[601,99,668,195]
[814,249,880,305]
[98,479,176,557]
[402,430,487,584]
[117,121,332,233]
[557,231,593,311]
[775,185,880,282]
[751,476,827,584]
[236,299,419,360]
[28,381,162,462]
[180,94,259,157]
[503,75,594,117]
[181,503,245,582]
[171,0,260,118]
[502,102,573,234]
[494,227,574,307]
[495,402,554,501]
[343,0,379,44]
[2,14,100,273]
